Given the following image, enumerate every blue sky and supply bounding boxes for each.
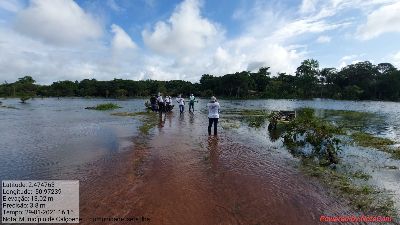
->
[0,0,400,84]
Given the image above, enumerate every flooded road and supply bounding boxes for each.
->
[1,98,399,224]
[78,112,370,225]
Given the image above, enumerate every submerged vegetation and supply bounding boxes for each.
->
[321,110,383,131]
[350,132,400,160]
[112,110,158,135]
[85,103,121,110]
[19,95,31,103]
[224,108,398,217]
[351,132,394,150]
[301,159,396,217]
[281,109,343,165]
[238,109,269,128]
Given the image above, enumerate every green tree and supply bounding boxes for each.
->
[295,59,319,98]
[15,76,37,103]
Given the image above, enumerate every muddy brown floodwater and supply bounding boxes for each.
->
[78,111,380,225]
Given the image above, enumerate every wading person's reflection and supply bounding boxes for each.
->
[207,136,219,171]
[189,111,194,124]
[158,111,166,128]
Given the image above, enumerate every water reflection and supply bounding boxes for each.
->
[158,112,166,129]
[207,136,220,171]
[189,112,195,124]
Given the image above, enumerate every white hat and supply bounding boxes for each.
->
[211,96,216,102]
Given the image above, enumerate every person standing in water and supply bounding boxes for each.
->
[157,93,164,112]
[150,95,158,112]
[189,94,196,112]
[207,96,220,136]
[176,94,185,114]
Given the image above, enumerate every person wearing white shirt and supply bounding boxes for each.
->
[176,95,185,114]
[165,96,171,105]
[207,96,220,135]
[157,94,164,112]
[189,94,196,112]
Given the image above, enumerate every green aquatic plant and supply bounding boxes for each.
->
[351,132,400,160]
[220,119,241,129]
[351,132,394,150]
[282,108,343,165]
[138,115,158,135]
[111,110,158,134]
[239,109,269,116]
[321,110,383,131]
[19,95,31,103]
[236,109,270,128]
[244,115,268,128]
[301,159,396,217]
[85,103,121,110]
[392,148,400,160]
[349,170,371,180]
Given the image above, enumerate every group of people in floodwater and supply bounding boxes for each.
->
[147,93,220,135]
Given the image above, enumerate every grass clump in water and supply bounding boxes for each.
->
[281,108,343,165]
[86,103,121,110]
[111,110,157,135]
[244,115,268,128]
[301,159,397,217]
[322,110,382,131]
[138,115,158,135]
[220,119,241,129]
[349,170,371,180]
[351,132,394,150]
[390,148,400,160]
[238,109,269,128]
[350,132,400,160]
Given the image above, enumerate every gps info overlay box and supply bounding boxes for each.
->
[2,180,79,223]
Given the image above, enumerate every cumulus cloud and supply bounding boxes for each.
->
[111,24,136,50]
[357,1,400,40]
[14,0,103,46]
[3,0,400,84]
[142,0,222,57]
[338,54,365,68]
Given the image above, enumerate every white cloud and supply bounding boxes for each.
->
[317,35,332,43]
[300,0,319,14]
[14,0,103,46]
[107,0,122,12]
[338,54,365,68]
[111,24,136,50]
[392,51,400,68]
[2,0,399,84]
[142,0,222,57]
[357,1,400,40]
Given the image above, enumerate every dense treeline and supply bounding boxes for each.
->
[1,59,400,101]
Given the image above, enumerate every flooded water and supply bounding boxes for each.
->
[0,98,144,181]
[1,98,400,224]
